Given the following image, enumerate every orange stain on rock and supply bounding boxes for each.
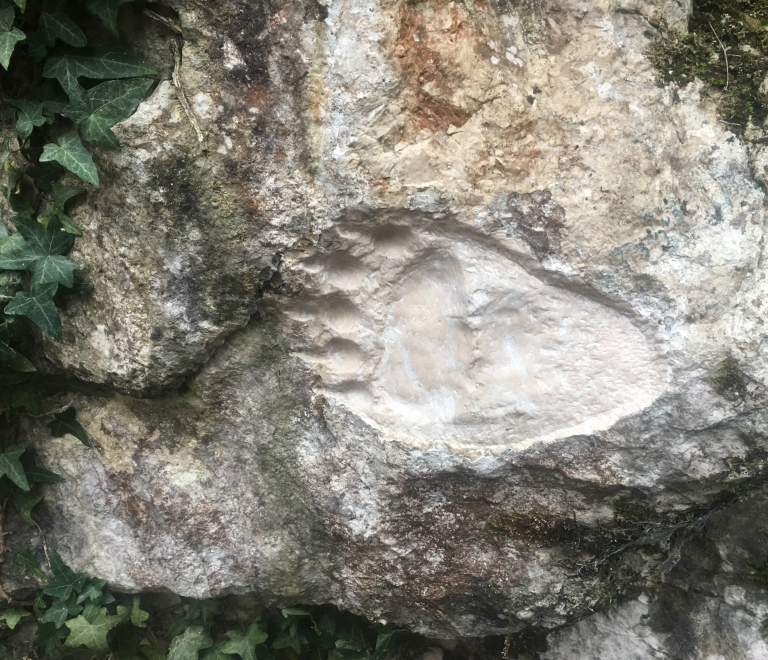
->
[385,0,497,137]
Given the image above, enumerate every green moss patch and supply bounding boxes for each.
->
[648,0,768,132]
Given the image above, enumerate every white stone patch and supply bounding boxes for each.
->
[283,222,668,454]
[192,93,216,120]
[222,39,246,70]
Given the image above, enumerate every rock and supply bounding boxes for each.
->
[14,0,768,643]
[416,648,444,660]
[40,0,323,395]
[543,485,768,659]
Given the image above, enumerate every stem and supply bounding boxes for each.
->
[170,39,205,144]
[709,21,730,91]
[32,520,49,571]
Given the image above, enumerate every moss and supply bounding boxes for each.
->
[708,356,749,400]
[486,510,580,544]
[487,495,715,615]
[750,555,768,588]
[610,497,656,524]
[648,0,768,133]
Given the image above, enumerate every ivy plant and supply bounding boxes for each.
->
[0,0,155,351]
[0,4,404,659]
[2,547,404,659]
[0,0,155,646]
[0,10,154,453]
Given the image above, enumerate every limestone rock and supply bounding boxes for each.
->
[543,485,768,659]
[14,0,768,643]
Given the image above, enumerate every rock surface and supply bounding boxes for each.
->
[10,0,768,645]
[543,485,768,660]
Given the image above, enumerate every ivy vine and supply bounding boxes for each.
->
[0,0,157,654]
[1,543,405,658]
[0,3,407,658]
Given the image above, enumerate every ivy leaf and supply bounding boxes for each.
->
[50,549,76,580]
[41,53,83,101]
[48,407,90,446]
[0,244,35,271]
[33,590,46,618]
[28,160,64,193]
[0,229,25,253]
[24,29,48,63]
[141,639,169,660]
[221,624,269,660]
[33,79,68,118]
[43,549,89,600]
[64,607,125,652]
[332,629,366,652]
[37,621,70,656]
[4,282,62,340]
[0,445,29,490]
[12,488,43,524]
[38,10,87,48]
[185,599,221,625]
[44,47,156,102]
[0,7,25,70]
[4,213,82,286]
[39,184,84,235]
[130,595,150,628]
[81,601,99,621]
[13,547,46,581]
[7,210,75,261]
[71,46,157,79]
[0,340,35,371]
[168,626,214,660]
[318,610,337,635]
[51,183,85,208]
[0,271,22,299]
[271,630,307,654]
[68,77,153,148]
[40,132,99,187]
[0,607,30,629]
[86,0,133,35]
[201,642,232,660]
[20,447,64,483]
[13,0,26,12]
[76,577,108,605]
[7,98,46,139]
[39,596,82,628]
[31,254,79,289]
[372,630,400,659]
[24,463,62,482]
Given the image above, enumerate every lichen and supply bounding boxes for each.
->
[648,0,768,132]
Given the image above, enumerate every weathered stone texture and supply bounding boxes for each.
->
[10,0,768,647]
[543,485,768,659]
